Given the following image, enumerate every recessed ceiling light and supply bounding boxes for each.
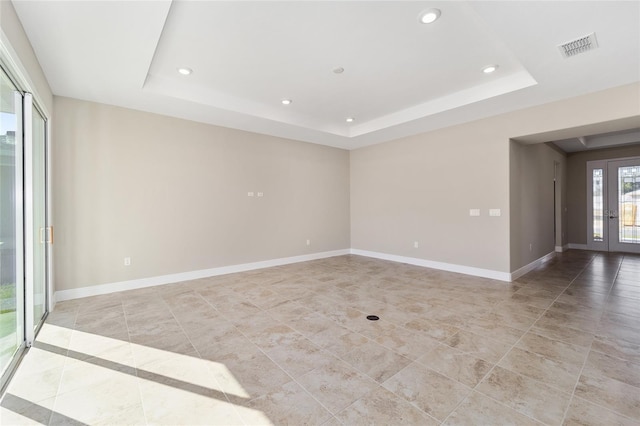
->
[419,8,441,24]
[177,67,192,75]
[333,67,345,74]
[281,99,292,105]
[482,65,498,74]
[346,117,355,123]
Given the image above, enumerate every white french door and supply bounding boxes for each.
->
[587,157,640,253]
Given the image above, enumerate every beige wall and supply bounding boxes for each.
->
[351,121,511,272]
[52,97,350,291]
[510,142,566,270]
[0,0,52,113]
[351,83,640,274]
[567,144,640,245]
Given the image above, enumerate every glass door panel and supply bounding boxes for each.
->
[31,106,47,331]
[587,161,608,251]
[593,168,604,242]
[0,68,24,382]
[609,158,640,253]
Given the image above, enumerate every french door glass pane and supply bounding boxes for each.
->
[32,107,47,329]
[0,70,23,376]
[618,165,640,244]
[593,168,604,241]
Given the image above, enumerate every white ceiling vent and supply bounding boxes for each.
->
[558,32,598,58]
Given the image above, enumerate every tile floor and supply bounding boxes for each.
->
[1,251,639,425]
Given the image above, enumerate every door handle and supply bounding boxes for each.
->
[609,211,618,219]
[39,227,54,244]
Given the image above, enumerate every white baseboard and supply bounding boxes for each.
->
[55,247,570,303]
[55,249,350,302]
[555,245,569,253]
[510,251,556,281]
[567,243,588,250]
[350,249,512,282]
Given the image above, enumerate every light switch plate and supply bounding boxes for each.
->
[489,209,501,217]
[470,209,480,216]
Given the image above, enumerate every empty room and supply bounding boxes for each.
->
[1,1,639,425]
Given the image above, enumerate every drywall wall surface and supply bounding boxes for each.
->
[567,144,640,245]
[351,83,639,275]
[0,0,52,113]
[52,97,350,291]
[510,141,566,270]
[351,119,511,273]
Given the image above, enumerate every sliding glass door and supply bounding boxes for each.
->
[27,98,48,337]
[0,67,25,383]
[0,65,50,388]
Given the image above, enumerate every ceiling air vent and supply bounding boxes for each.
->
[558,32,598,58]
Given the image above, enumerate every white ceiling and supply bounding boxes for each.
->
[553,128,640,153]
[11,1,640,150]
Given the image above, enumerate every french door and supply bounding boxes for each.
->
[0,64,50,389]
[587,157,640,253]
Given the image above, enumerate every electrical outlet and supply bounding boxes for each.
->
[124,257,131,266]
[247,192,254,197]
[414,241,419,248]
[257,192,264,197]
[306,239,311,246]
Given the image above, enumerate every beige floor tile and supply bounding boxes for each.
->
[5,365,63,406]
[242,380,332,425]
[287,312,343,338]
[33,323,74,350]
[296,361,378,415]
[492,301,545,320]
[476,366,572,425]
[7,252,640,425]
[516,332,588,367]
[563,396,638,426]
[480,311,537,332]
[0,395,56,425]
[581,350,640,388]
[138,377,243,426]
[245,323,302,351]
[319,416,344,426]
[444,329,512,364]
[309,325,370,358]
[404,318,460,342]
[417,344,492,387]
[444,390,541,425]
[52,371,145,425]
[57,354,134,397]
[265,334,338,378]
[67,330,133,364]
[374,326,440,360]
[335,386,439,426]
[529,322,595,348]
[341,340,412,383]
[574,373,640,421]
[382,362,471,421]
[498,347,581,392]
[591,334,640,364]
[215,351,292,399]
[462,320,524,345]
